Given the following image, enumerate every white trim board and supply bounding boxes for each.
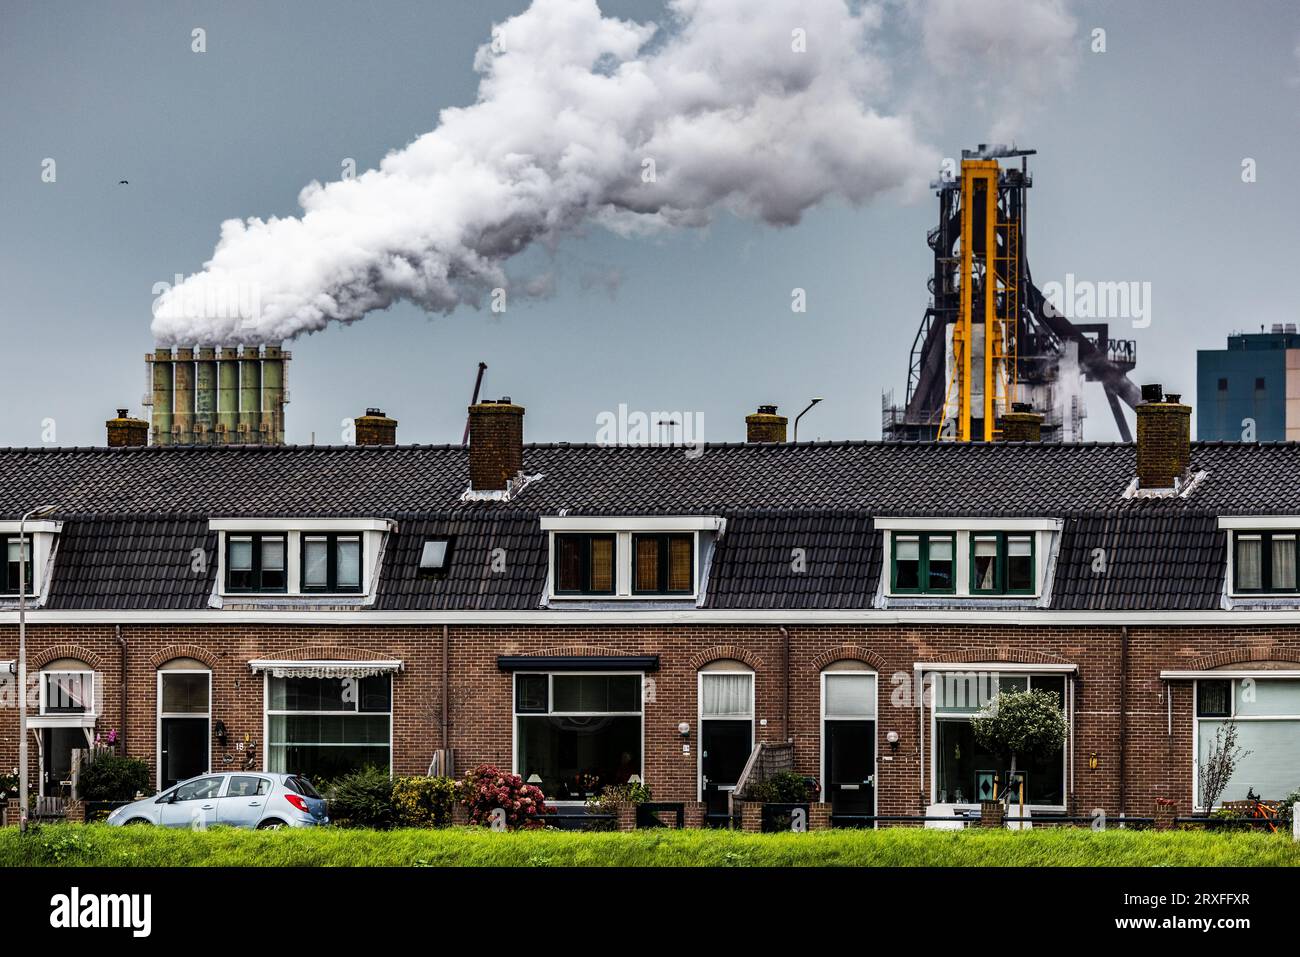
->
[873,517,1063,532]
[540,515,725,532]
[209,518,396,532]
[1217,516,1300,530]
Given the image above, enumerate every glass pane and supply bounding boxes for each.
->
[634,537,659,591]
[1007,535,1033,591]
[359,675,391,713]
[935,718,1063,805]
[261,536,285,571]
[228,537,253,572]
[824,674,876,717]
[552,675,641,713]
[932,671,1000,712]
[303,537,329,587]
[590,537,614,592]
[972,536,997,591]
[1030,674,1065,708]
[1196,680,1231,717]
[269,677,354,712]
[161,672,210,714]
[1198,719,1300,803]
[556,537,581,591]
[1271,535,1296,590]
[701,673,752,717]
[6,539,29,563]
[267,743,389,779]
[927,536,954,591]
[895,536,919,589]
[669,536,692,591]
[517,714,641,799]
[1235,678,1300,717]
[1236,535,1262,590]
[419,539,448,570]
[336,537,361,589]
[515,674,548,713]
[45,672,91,713]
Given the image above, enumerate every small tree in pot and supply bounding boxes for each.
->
[971,689,1068,811]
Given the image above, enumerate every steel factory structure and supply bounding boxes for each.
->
[143,344,289,446]
[883,146,1141,443]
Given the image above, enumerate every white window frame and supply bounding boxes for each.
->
[210,518,393,598]
[511,671,646,805]
[819,669,878,817]
[876,517,1060,600]
[39,669,95,717]
[541,515,724,602]
[1191,676,1300,812]
[925,669,1071,812]
[696,669,756,803]
[0,521,61,599]
[156,669,212,790]
[262,671,393,776]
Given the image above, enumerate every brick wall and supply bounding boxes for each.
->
[3,620,1297,817]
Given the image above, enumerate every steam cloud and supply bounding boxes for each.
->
[152,0,1077,345]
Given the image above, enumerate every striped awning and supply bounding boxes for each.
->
[248,658,403,679]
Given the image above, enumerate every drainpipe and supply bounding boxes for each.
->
[1118,625,1130,817]
[116,625,127,755]
[778,626,791,743]
[442,624,450,752]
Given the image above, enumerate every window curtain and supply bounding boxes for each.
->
[1272,536,1296,590]
[668,537,692,591]
[702,673,752,717]
[824,674,876,717]
[590,538,614,592]
[635,537,659,591]
[973,537,997,590]
[1237,536,1262,589]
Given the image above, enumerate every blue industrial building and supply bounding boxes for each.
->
[1196,326,1300,441]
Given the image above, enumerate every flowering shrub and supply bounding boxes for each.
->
[456,764,548,828]
[392,775,457,827]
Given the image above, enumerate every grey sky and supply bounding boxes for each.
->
[2,0,1297,447]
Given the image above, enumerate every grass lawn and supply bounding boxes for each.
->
[2,824,1298,867]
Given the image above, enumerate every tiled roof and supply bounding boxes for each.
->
[1,440,1293,611]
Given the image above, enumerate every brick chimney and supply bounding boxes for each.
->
[106,408,148,447]
[999,402,1043,442]
[1136,384,1191,489]
[745,405,787,443]
[354,408,397,446]
[468,397,524,491]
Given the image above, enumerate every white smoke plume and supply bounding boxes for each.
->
[152,0,937,344]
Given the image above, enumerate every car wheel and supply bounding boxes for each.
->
[257,819,286,830]
[124,818,152,826]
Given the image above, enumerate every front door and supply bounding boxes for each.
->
[40,728,83,797]
[824,720,875,817]
[160,717,209,789]
[700,719,751,819]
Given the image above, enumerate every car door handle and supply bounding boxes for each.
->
[248,801,262,806]
[200,803,215,809]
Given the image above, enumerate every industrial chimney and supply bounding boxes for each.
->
[145,343,289,445]
[355,408,398,446]
[468,398,524,491]
[106,409,148,448]
[745,405,787,443]
[1136,384,1191,489]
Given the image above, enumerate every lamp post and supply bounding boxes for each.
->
[793,397,824,443]
[17,504,57,834]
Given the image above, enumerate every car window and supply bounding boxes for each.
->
[174,776,224,801]
[227,776,270,797]
[285,776,321,798]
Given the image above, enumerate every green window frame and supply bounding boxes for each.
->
[969,532,1036,596]
[891,532,956,595]
[1233,531,1299,594]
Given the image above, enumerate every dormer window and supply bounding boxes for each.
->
[541,516,723,602]
[0,520,61,600]
[1233,531,1297,594]
[878,519,1058,600]
[970,533,1035,595]
[892,533,955,594]
[555,534,616,595]
[226,533,287,593]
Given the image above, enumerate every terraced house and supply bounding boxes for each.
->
[3,391,1299,823]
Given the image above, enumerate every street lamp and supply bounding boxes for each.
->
[17,504,57,834]
[793,397,824,443]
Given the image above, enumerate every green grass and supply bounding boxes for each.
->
[2,824,1298,867]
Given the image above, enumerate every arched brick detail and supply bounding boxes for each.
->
[1186,645,1299,671]
[809,645,886,672]
[148,644,221,670]
[688,645,763,671]
[925,647,1076,667]
[254,643,401,663]
[33,644,105,671]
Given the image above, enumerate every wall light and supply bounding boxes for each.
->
[886,730,900,752]
[677,721,691,738]
[1088,751,1099,771]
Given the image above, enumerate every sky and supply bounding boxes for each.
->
[1,0,1298,447]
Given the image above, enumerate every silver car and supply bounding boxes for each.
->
[106,772,329,829]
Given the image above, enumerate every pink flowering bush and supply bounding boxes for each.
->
[456,764,548,828]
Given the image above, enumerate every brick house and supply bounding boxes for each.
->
[3,392,1299,822]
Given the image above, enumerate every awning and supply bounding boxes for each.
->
[248,658,403,679]
[497,655,660,672]
[26,713,97,729]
